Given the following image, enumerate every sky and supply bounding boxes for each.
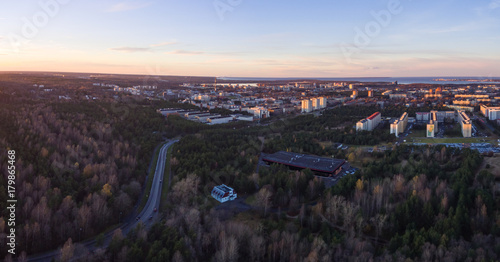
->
[0,0,499,77]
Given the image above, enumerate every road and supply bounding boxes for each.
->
[27,140,177,262]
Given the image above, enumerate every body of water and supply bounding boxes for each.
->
[218,77,500,85]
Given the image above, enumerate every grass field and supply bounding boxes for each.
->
[406,129,426,138]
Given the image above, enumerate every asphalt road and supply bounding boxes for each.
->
[27,140,177,262]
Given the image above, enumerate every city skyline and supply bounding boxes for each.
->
[1,0,500,77]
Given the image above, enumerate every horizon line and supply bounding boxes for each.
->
[0,70,499,80]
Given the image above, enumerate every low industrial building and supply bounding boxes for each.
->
[211,184,237,203]
[197,114,221,122]
[262,151,346,177]
[208,116,234,125]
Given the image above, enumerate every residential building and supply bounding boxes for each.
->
[357,112,381,131]
[458,111,472,138]
[302,99,312,113]
[390,112,408,137]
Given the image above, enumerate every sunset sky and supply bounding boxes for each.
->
[1,0,499,77]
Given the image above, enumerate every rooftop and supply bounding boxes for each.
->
[262,151,345,174]
[214,184,234,193]
[367,112,381,120]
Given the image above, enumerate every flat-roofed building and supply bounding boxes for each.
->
[427,111,439,137]
[367,112,382,130]
[445,105,474,112]
[416,112,430,122]
[489,109,500,120]
[453,100,472,105]
[186,112,212,120]
[458,110,472,137]
[455,94,489,99]
[480,104,489,116]
[427,120,437,138]
[246,107,270,119]
[262,151,346,177]
[389,94,407,99]
[302,99,313,113]
[183,111,202,118]
[208,116,234,125]
[357,112,381,131]
[312,98,321,110]
[319,97,327,108]
[157,108,183,117]
[197,114,221,122]
[480,104,500,120]
[356,119,368,131]
[431,110,451,123]
[390,112,408,137]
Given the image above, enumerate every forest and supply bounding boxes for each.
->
[1,90,499,261]
[98,111,500,261]
[0,97,166,257]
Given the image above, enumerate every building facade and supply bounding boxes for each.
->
[357,112,381,131]
[458,111,472,138]
[427,111,438,137]
[390,112,408,137]
[480,104,500,120]
[301,99,312,113]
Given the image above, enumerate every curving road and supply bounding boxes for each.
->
[27,140,177,262]
[129,140,177,228]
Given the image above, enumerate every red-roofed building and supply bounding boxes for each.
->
[356,112,381,131]
[367,112,380,120]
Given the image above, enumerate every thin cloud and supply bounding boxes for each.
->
[418,22,485,34]
[489,0,500,9]
[150,41,177,47]
[110,41,177,53]
[167,50,204,55]
[110,47,151,53]
[107,2,152,12]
